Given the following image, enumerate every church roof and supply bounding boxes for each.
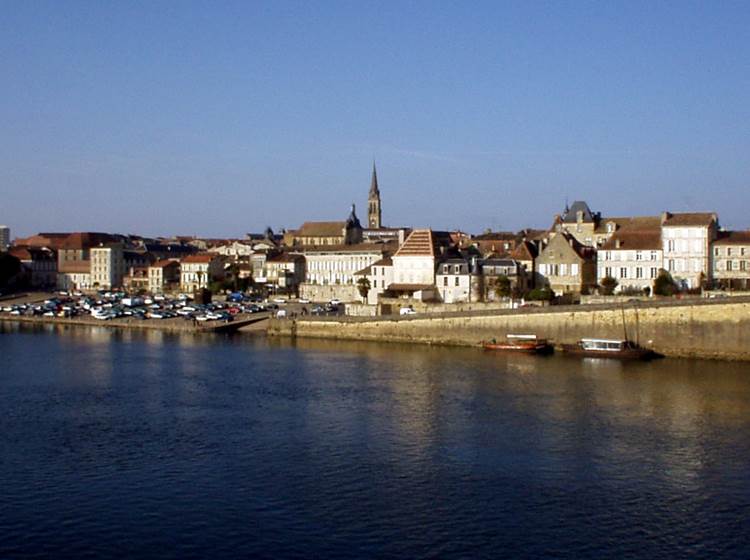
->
[296,221,346,237]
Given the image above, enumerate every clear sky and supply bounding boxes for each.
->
[2,1,749,238]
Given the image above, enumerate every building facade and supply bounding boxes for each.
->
[597,230,663,294]
[148,260,181,294]
[712,231,750,290]
[90,243,125,290]
[0,226,9,251]
[180,254,225,293]
[661,212,718,289]
[536,232,597,295]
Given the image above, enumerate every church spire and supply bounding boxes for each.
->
[369,161,380,196]
[367,162,382,229]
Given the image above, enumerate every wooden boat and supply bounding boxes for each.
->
[560,338,658,360]
[482,334,553,354]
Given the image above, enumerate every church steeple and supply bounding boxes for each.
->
[368,162,382,229]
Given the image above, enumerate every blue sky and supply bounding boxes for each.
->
[2,1,749,238]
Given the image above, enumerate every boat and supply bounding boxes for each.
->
[482,334,553,354]
[560,338,658,360]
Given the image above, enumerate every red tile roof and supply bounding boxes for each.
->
[714,231,750,245]
[662,212,717,227]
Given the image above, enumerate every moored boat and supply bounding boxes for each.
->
[561,338,659,360]
[483,334,553,354]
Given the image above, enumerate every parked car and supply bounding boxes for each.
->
[400,307,417,315]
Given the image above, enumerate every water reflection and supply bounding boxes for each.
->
[2,324,749,558]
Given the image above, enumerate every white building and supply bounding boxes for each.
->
[355,256,394,305]
[597,230,663,294]
[300,243,389,302]
[208,241,255,259]
[661,212,718,289]
[436,256,474,303]
[180,254,225,293]
[0,226,9,251]
[90,243,125,290]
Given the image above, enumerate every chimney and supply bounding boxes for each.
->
[576,211,583,224]
[660,211,670,225]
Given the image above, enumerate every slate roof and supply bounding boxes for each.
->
[561,201,594,223]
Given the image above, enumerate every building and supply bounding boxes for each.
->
[712,231,750,290]
[388,229,454,301]
[285,205,364,247]
[8,247,57,288]
[367,163,382,229]
[208,240,256,259]
[0,226,9,251]
[299,243,390,302]
[661,212,718,289]
[148,260,181,294]
[263,253,306,295]
[90,243,126,290]
[597,229,663,294]
[354,256,393,305]
[557,201,600,247]
[480,257,528,301]
[180,254,225,293]
[536,231,597,296]
[471,231,520,256]
[436,254,480,303]
[57,232,117,290]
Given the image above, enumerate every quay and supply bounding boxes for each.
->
[268,296,750,361]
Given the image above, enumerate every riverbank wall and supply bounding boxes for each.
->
[268,297,750,361]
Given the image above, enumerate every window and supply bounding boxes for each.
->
[668,260,675,272]
[741,261,747,272]
[650,267,658,279]
[715,247,720,257]
[443,265,449,274]
[636,267,643,279]
[443,277,448,286]
[742,248,746,256]
[727,248,733,257]
[560,264,568,276]
[571,264,579,276]
[727,261,733,271]
[373,280,377,288]
[620,267,628,279]
[455,277,460,286]
[651,251,658,261]
[668,240,675,252]
[605,267,612,278]
[636,251,643,261]
[454,265,461,274]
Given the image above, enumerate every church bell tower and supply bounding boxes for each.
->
[368,162,382,229]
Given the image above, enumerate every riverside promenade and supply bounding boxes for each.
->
[269,296,750,361]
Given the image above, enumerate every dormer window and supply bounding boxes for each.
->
[607,222,615,233]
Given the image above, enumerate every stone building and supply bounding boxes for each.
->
[536,231,597,296]
[712,231,750,290]
[8,247,57,288]
[285,205,363,246]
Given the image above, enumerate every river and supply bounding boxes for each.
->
[1,323,749,559]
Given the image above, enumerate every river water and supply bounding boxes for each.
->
[1,323,749,559]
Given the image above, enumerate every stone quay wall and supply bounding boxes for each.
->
[269,297,750,361]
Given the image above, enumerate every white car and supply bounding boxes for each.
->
[399,307,417,315]
[273,297,287,304]
[329,299,341,306]
[298,298,311,304]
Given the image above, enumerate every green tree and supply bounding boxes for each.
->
[526,287,554,301]
[653,270,676,296]
[357,277,371,302]
[493,275,511,298]
[599,276,618,296]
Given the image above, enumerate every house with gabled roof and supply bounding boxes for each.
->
[387,229,454,301]
[536,231,597,296]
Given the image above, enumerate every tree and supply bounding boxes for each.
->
[599,276,618,296]
[653,269,676,296]
[357,277,371,303]
[526,287,554,301]
[493,275,511,298]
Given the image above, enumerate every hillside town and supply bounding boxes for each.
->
[2,165,749,316]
